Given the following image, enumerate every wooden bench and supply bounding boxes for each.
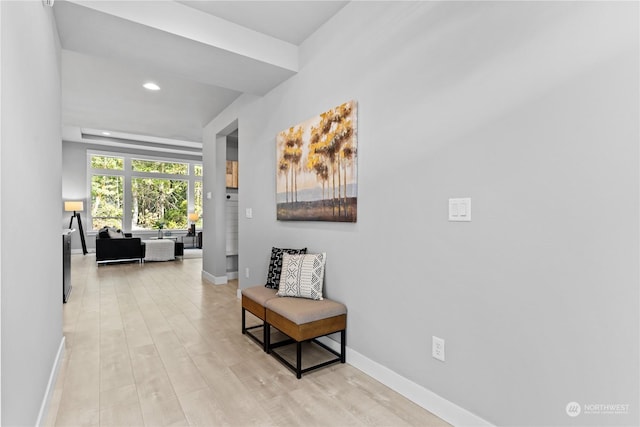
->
[241,285,347,378]
[241,286,278,351]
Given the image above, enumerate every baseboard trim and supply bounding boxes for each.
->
[36,336,65,427]
[316,336,493,427]
[71,249,95,255]
[227,271,238,280]
[201,270,228,285]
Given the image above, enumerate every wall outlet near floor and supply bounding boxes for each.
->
[448,198,471,222]
[432,336,445,362]
[245,268,250,278]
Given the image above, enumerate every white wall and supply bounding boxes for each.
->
[62,141,89,251]
[202,94,258,281]
[0,2,3,421]
[1,2,63,425]
[211,2,638,426]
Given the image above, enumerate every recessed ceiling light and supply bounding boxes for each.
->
[143,82,160,91]
[101,131,111,136]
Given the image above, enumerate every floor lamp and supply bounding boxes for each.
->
[65,200,88,255]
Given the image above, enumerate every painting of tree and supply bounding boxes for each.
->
[276,100,357,222]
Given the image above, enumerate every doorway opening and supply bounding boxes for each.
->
[225,130,239,279]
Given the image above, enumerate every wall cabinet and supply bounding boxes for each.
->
[226,161,238,188]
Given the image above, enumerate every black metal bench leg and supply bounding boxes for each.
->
[341,329,346,363]
[262,321,268,352]
[241,308,246,334]
[265,323,271,354]
[296,341,302,379]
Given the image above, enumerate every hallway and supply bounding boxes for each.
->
[45,255,447,426]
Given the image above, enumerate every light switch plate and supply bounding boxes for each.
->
[245,208,253,219]
[449,198,471,222]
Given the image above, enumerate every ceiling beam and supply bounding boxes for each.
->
[67,0,298,72]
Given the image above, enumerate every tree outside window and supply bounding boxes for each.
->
[91,174,123,229]
[132,178,188,230]
[89,154,200,231]
[132,159,188,175]
[194,180,203,227]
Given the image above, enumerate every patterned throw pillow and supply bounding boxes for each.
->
[107,227,125,239]
[277,253,326,300]
[265,247,307,289]
[98,227,111,238]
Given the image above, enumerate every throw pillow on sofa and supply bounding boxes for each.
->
[99,226,125,239]
[108,228,125,239]
[98,227,111,238]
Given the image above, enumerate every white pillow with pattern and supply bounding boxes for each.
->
[277,253,326,300]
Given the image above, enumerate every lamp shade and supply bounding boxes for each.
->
[188,212,199,222]
[64,201,84,212]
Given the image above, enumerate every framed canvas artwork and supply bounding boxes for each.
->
[276,100,358,222]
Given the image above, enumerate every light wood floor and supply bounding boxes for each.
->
[45,254,449,427]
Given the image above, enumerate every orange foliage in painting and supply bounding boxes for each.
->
[306,101,356,217]
[278,126,304,203]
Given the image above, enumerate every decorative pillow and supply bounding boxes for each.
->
[265,247,307,289]
[107,227,125,239]
[98,227,111,238]
[277,253,326,300]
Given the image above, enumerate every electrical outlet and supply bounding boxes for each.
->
[448,198,471,222]
[245,268,250,278]
[432,336,445,362]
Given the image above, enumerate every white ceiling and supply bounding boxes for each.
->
[54,0,347,153]
[176,1,348,46]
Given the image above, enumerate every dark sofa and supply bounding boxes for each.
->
[96,231,145,264]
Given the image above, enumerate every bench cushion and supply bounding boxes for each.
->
[242,285,278,306]
[265,297,346,325]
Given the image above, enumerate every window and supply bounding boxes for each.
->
[132,159,188,175]
[132,178,188,230]
[91,155,123,170]
[91,174,123,229]
[194,180,203,227]
[88,152,202,231]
